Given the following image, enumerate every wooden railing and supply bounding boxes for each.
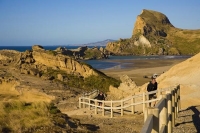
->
[79,86,179,119]
[82,89,99,98]
[141,85,180,133]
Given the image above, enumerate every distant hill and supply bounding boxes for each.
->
[106,9,200,55]
[83,39,116,46]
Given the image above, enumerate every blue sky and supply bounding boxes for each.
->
[0,0,200,46]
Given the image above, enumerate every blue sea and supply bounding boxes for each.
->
[0,45,96,52]
[0,46,191,70]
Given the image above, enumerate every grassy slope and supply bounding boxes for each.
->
[0,82,59,132]
[167,28,200,54]
[141,10,200,55]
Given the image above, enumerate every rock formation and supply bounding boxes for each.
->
[55,46,109,60]
[106,9,200,55]
[0,45,120,92]
[108,75,138,99]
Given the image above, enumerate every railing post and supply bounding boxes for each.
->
[146,94,149,107]
[160,95,167,133]
[177,85,181,111]
[166,91,172,133]
[148,108,159,133]
[88,98,91,110]
[79,97,82,108]
[111,100,113,118]
[121,100,124,116]
[144,107,148,122]
[131,95,135,114]
[143,92,146,113]
[95,99,97,114]
[171,89,175,127]
[83,98,86,108]
[174,88,178,119]
[102,101,105,116]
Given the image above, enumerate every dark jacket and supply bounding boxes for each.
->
[147,81,157,92]
[97,93,105,100]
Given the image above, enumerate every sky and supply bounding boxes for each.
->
[0,0,200,46]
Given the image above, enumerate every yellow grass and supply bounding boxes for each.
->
[0,81,55,132]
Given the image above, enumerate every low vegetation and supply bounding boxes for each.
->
[43,66,120,92]
[0,83,71,132]
[84,48,103,59]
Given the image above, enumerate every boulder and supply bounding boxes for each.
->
[29,68,40,76]
[57,74,64,81]
[119,75,137,90]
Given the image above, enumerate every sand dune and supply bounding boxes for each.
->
[156,53,200,109]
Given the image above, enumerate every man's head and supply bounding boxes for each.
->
[151,75,156,84]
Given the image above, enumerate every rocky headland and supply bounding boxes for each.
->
[106,9,200,55]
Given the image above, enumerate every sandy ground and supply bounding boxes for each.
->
[100,58,187,86]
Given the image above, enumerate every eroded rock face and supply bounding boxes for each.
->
[32,49,98,77]
[132,9,173,36]
[108,75,138,99]
[119,75,137,89]
[134,35,151,47]
[105,9,200,55]
[0,45,99,78]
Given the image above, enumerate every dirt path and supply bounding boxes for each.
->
[71,114,144,133]
[173,106,200,133]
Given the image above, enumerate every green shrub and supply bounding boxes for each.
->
[48,103,61,114]
[47,50,57,56]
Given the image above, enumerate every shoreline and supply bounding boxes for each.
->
[100,58,187,86]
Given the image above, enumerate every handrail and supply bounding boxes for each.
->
[82,89,99,96]
[141,85,180,133]
[78,85,180,133]
[79,86,179,118]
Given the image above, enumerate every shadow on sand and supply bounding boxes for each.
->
[190,106,200,132]
[176,105,200,132]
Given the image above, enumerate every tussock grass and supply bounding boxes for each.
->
[0,101,52,132]
[0,82,56,132]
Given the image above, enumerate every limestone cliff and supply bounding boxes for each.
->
[133,9,173,36]
[106,9,200,55]
[31,46,98,78]
[0,45,120,92]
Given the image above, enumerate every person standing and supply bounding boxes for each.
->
[97,91,105,106]
[147,75,158,107]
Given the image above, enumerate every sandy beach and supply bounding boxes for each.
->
[100,58,187,86]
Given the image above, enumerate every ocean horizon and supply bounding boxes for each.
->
[0,45,103,52]
[0,46,191,70]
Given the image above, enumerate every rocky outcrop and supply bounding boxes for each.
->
[0,46,100,78]
[0,45,120,93]
[30,46,100,78]
[134,35,151,47]
[132,9,173,36]
[55,46,109,60]
[105,9,200,55]
[108,75,138,99]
